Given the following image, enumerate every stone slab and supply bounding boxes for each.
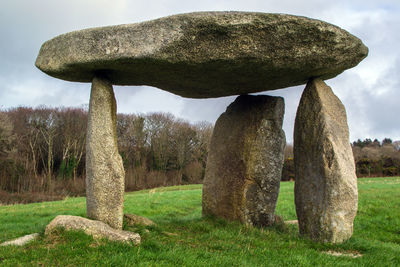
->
[35,12,368,98]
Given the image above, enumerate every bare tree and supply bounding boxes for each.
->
[32,108,59,191]
[193,121,213,166]
[284,143,294,159]
[58,108,87,181]
[145,112,175,171]
[172,119,198,182]
[0,111,14,158]
[393,141,400,151]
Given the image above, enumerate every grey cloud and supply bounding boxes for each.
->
[177,85,303,143]
[0,76,90,109]
[362,59,400,140]
[265,87,303,144]
[1,0,399,144]
[179,96,236,123]
[114,85,184,115]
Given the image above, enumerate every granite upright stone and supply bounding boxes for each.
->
[202,95,285,226]
[86,76,125,229]
[294,78,358,243]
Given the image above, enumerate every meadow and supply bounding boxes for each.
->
[0,177,399,266]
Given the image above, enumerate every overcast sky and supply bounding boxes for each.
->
[0,0,399,143]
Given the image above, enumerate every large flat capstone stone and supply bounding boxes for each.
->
[202,95,285,226]
[35,12,368,98]
[294,78,358,243]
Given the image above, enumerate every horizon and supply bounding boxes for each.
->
[2,105,399,144]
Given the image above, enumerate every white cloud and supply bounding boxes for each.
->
[114,85,185,115]
[178,96,236,123]
[0,0,399,143]
[0,77,90,109]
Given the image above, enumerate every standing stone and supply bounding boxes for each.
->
[86,76,125,229]
[202,95,285,226]
[294,78,358,243]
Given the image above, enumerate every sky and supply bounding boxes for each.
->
[0,0,399,143]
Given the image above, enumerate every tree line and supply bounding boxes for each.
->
[351,138,400,177]
[281,138,400,181]
[1,106,399,201]
[0,107,212,198]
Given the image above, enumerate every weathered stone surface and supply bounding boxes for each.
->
[0,233,39,246]
[86,76,125,229]
[35,12,368,98]
[124,214,156,227]
[45,215,140,244]
[294,78,358,243]
[202,95,285,226]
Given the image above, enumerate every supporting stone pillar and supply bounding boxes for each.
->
[294,78,358,243]
[202,95,285,226]
[86,76,125,229]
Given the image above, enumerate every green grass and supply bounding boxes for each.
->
[0,178,399,266]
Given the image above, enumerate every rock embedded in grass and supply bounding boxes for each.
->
[294,78,358,243]
[35,12,368,98]
[124,214,156,227]
[203,95,285,226]
[284,220,298,226]
[45,215,140,245]
[0,233,39,247]
[323,250,362,258]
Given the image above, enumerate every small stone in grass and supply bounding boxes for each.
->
[323,250,362,258]
[0,233,39,246]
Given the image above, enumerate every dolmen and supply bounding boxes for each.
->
[35,12,367,243]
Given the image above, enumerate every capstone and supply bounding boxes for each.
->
[35,12,368,98]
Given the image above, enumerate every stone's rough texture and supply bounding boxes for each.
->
[45,215,140,244]
[202,95,285,226]
[35,12,368,98]
[86,76,125,229]
[294,78,358,243]
[0,233,39,246]
[124,214,156,227]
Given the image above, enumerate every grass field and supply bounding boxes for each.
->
[0,177,399,266]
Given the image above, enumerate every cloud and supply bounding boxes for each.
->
[0,0,399,144]
[0,76,90,109]
[178,96,236,123]
[325,4,400,142]
[114,85,185,115]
